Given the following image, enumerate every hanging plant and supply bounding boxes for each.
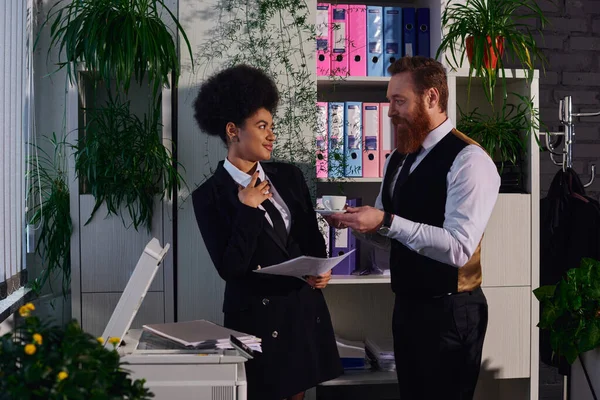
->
[73,96,184,231]
[27,133,72,297]
[44,0,193,97]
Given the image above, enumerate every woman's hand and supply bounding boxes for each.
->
[238,171,272,208]
[306,270,332,289]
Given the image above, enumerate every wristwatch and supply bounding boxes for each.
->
[377,212,393,236]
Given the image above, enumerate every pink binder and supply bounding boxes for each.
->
[362,103,380,178]
[316,3,330,76]
[329,4,349,77]
[316,102,328,178]
[348,5,367,77]
[379,103,395,177]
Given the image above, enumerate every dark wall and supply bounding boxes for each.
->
[538,0,600,200]
[535,1,600,397]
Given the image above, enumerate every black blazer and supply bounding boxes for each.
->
[192,161,327,312]
[192,161,342,399]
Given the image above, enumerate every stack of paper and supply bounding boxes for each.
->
[336,336,369,370]
[365,336,395,371]
[253,249,355,280]
[142,320,262,353]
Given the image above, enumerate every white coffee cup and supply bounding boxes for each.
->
[322,195,346,211]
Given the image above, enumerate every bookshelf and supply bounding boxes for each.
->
[311,2,540,399]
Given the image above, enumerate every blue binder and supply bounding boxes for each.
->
[344,102,362,177]
[402,8,416,57]
[367,6,384,77]
[328,102,345,178]
[416,8,430,58]
[383,7,402,76]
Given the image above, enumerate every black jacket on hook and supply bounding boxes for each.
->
[540,167,600,373]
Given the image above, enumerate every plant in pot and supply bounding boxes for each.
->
[534,258,600,400]
[456,94,539,192]
[27,133,73,297]
[44,0,193,98]
[37,0,193,232]
[436,0,549,106]
[0,303,153,399]
[73,96,184,231]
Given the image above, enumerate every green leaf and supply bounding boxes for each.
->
[534,285,556,302]
[578,319,600,354]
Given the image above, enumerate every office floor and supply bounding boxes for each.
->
[316,384,399,400]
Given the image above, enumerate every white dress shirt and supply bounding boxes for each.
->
[374,118,500,268]
[224,159,292,233]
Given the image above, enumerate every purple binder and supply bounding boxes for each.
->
[329,198,361,275]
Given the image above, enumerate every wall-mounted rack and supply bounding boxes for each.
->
[544,95,598,188]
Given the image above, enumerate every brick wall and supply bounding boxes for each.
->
[538,0,600,200]
[535,0,600,397]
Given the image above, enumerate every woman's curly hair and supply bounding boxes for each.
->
[193,65,280,144]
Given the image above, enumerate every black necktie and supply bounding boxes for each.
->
[255,177,288,243]
[392,147,422,203]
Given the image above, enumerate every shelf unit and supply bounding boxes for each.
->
[312,11,540,397]
[329,274,391,285]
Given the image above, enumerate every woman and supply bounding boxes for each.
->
[191,65,342,400]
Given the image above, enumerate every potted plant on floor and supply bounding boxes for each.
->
[436,0,549,106]
[0,303,153,400]
[534,258,600,400]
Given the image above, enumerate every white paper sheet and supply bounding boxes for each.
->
[253,249,356,279]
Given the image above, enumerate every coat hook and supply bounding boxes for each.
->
[583,164,596,188]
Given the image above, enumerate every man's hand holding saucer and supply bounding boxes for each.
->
[329,206,385,233]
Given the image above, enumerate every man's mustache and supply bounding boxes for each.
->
[392,116,409,125]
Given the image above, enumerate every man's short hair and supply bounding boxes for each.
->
[388,56,449,113]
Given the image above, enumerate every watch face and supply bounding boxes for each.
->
[378,226,390,236]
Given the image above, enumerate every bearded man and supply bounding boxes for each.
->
[329,56,500,400]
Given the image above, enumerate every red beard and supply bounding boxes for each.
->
[392,100,431,154]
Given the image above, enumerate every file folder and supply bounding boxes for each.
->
[402,8,416,57]
[330,198,361,275]
[330,4,349,76]
[367,6,384,77]
[316,3,331,76]
[328,102,345,178]
[416,8,430,57]
[316,102,328,178]
[344,101,362,177]
[316,198,330,257]
[383,7,402,76]
[348,5,367,76]
[379,103,394,177]
[362,103,380,178]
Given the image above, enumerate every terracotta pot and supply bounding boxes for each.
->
[466,36,504,69]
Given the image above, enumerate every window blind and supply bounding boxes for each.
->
[1,0,30,299]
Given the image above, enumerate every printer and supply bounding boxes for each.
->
[99,238,249,400]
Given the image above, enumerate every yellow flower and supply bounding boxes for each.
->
[33,333,43,345]
[57,371,68,381]
[24,344,36,355]
[18,302,35,317]
[108,337,120,346]
[97,337,105,345]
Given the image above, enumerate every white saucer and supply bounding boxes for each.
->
[315,209,347,216]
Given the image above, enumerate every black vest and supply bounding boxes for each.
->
[382,132,468,297]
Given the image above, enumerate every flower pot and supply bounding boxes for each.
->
[466,36,504,69]
[571,349,600,400]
